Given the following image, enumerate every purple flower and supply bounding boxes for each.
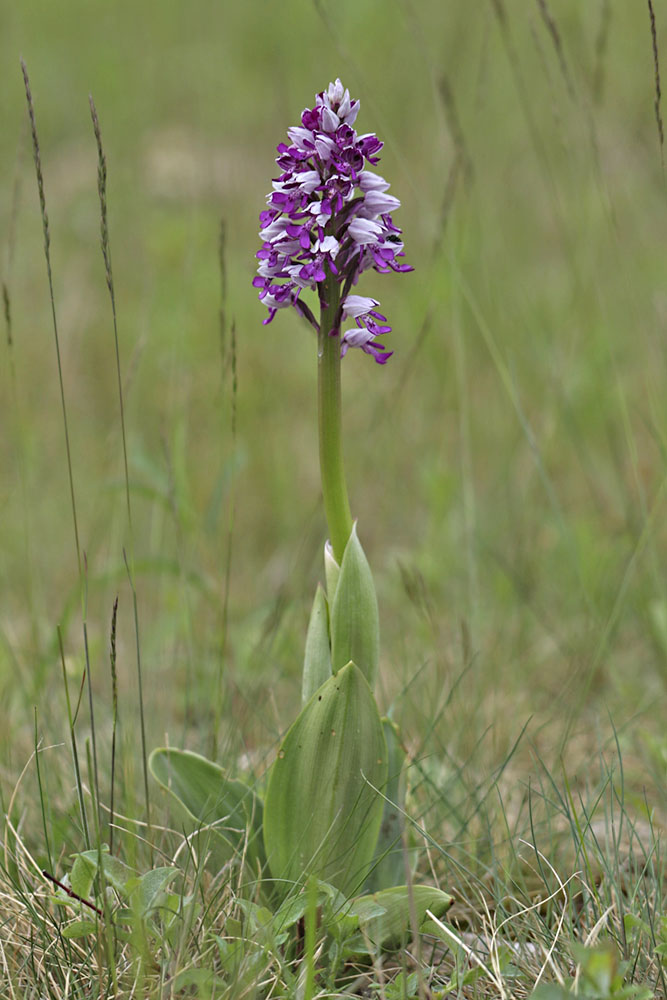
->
[341,294,393,364]
[254,79,411,363]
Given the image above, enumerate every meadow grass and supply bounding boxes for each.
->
[1,1,666,996]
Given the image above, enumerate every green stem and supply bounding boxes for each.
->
[318,273,353,563]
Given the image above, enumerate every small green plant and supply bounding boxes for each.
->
[45,844,200,988]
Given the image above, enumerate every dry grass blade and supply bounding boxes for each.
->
[426,908,505,996]
[647,0,665,168]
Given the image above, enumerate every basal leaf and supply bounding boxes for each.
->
[330,524,380,689]
[365,718,409,892]
[264,661,387,897]
[350,884,453,950]
[301,583,332,704]
[149,748,265,870]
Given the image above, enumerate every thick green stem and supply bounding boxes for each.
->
[318,274,353,563]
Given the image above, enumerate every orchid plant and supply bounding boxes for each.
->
[65,80,451,958]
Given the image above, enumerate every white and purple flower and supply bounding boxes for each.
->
[340,294,393,364]
[253,79,411,363]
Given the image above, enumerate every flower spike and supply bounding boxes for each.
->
[253,79,411,363]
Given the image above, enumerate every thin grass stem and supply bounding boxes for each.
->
[88,97,151,851]
[214,316,237,760]
[21,60,82,582]
[108,596,119,854]
[124,548,151,857]
[57,625,90,849]
[33,709,53,875]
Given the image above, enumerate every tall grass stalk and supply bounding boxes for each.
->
[89,95,152,849]
[21,60,82,581]
[2,121,40,662]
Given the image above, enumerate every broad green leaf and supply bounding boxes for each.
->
[62,918,97,939]
[69,852,97,900]
[264,661,387,897]
[273,879,346,935]
[129,866,179,918]
[149,748,265,869]
[330,524,380,689]
[365,719,410,892]
[99,853,136,895]
[623,913,649,936]
[349,884,453,950]
[74,848,135,896]
[301,583,332,704]
[235,899,275,929]
[173,969,225,994]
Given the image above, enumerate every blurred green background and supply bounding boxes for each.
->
[1,1,666,812]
